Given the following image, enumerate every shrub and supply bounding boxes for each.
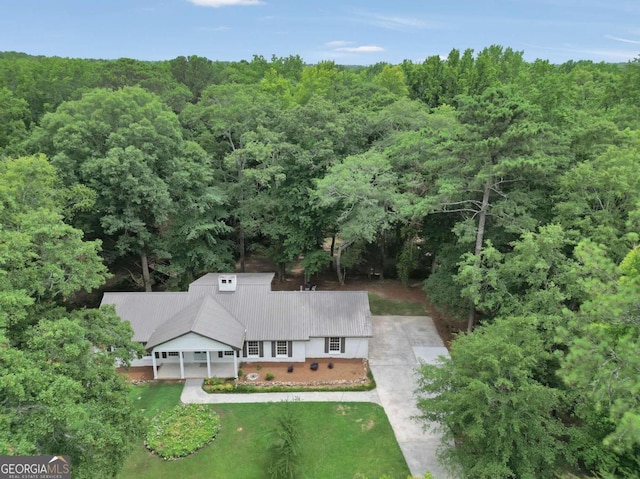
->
[202,377,236,392]
[265,372,275,381]
[206,383,234,392]
[204,377,222,386]
[237,368,244,378]
[145,404,220,459]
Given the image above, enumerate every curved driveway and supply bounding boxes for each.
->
[181,315,452,478]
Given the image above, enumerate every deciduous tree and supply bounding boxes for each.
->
[0,154,143,478]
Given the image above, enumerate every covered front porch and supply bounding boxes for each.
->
[156,360,236,379]
[150,333,241,380]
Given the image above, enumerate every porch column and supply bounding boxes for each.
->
[152,351,158,379]
[233,350,238,379]
[179,351,185,379]
[206,350,211,378]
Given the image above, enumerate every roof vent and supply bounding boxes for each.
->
[218,274,237,292]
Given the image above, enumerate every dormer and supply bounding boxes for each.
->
[218,274,237,292]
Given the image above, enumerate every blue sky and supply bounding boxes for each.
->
[1,0,639,65]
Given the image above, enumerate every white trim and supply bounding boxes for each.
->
[206,350,211,378]
[153,333,232,352]
[152,352,158,379]
[275,340,288,357]
[233,352,238,379]
[246,340,259,357]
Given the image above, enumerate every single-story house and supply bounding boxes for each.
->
[101,273,372,379]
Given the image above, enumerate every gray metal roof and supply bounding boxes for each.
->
[101,292,191,342]
[188,272,274,295]
[145,295,246,349]
[222,291,373,341]
[101,273,372,348]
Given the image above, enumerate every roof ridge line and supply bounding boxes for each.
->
[191,295,213,332]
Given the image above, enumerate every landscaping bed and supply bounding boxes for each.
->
[203,358,374,393]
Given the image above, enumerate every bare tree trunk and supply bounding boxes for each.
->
[238,226,245,273]
[329,235,336,271]
[140,249,152,292]
[277,263,286,282]
[468,178,492,332]
[335,240,353,285]
[379,237,385,281]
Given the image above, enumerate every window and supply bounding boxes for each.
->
[224,350,234,356]
[276,341,288,357]
[247,341,259,356]
[325,337,344,354]
[193,351,206,361]
[329,337,341,353]
[167,351,179,357]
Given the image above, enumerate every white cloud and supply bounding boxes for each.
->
[335,45,385,53]
[325,40,351,47]
[188,0,265,7]
[604,34,640,45]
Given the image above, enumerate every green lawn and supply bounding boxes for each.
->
[368,292,428,316]
[121,385,409,479]
[128,381,183,419]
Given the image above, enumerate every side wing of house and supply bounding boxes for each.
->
[237,290,372,362]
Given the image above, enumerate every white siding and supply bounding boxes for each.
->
[305,337,368,359]
[153,332,232,352]
[130,356,153,367]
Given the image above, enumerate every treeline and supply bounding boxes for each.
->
[1,47,639,477]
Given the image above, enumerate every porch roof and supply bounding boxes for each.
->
[146,295,246,350]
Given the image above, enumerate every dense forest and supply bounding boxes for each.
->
[0,47,639,478]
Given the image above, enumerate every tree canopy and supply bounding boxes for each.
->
[0,155,143,478]
[1,47,640,478]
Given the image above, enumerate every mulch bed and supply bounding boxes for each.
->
[118,358,370,387]
[238,357,369,387]
[117,366,155,381]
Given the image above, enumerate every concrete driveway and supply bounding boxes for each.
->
[368,315,452,479]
